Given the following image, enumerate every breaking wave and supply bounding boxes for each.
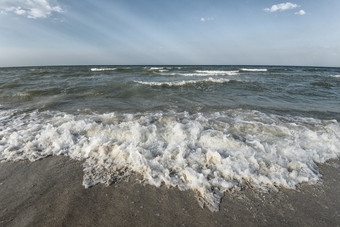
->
[160,70,239,77]
[134,77,231,87]
[1,108,339,211]
[240,68,268,72]
[90,68,117,72]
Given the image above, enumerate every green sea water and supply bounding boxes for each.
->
[0,65,339,119]
[1,65,339,211]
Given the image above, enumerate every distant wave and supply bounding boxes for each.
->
[148,67,164,70]
[160,70,239,77]
[195,70,239,76]
[90,68,117,72]
[303,68,328,72]
[330,75,340,78]
[311,82,334,88]
[240,68,268,72]
[135,77,231,86]
[147,67,182,71]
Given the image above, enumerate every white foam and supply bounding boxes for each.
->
[0,109,339,211]
[240,68,268,72]
[160,70,239,77]
[146,67,169,72]
[11,93,30,97]
[90,68,117,72]
[330,75,340,78]
[195,70,239,76]
[148,67,164,70]
[134,77,231,86]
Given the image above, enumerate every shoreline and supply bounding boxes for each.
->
[1,156,340,226]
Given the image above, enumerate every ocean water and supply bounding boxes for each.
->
[0,65,339,211]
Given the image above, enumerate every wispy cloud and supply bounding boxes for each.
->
[264,2,298,12]
[295,10,306,15]
[264,2,307,16]
[0,0,63,19]
[200,17,214,22]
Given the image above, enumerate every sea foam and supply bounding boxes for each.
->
[134,77,231,86]
[194,70,239,76]
[0,109,339,211]
[148,67,165,70]
[90,68,117,72]
[160,70,239,77]
[240,68,268,72]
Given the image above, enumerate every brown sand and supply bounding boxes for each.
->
[1,156,340,227]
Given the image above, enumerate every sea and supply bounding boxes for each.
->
[0,65,339,211]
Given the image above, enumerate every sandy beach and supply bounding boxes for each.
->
[1,156,339,227]
[1,0,340,226]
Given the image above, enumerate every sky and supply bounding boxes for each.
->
[0,0,339,67]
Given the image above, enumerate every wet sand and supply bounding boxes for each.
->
[1,156,339,227]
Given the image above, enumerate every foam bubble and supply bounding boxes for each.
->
[0,109,339,211]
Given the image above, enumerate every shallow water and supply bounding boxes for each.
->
[0,65,339,211]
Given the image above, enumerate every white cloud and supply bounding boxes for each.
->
[200,17,214,22]
[295,10,306,15]
[264,2,298,12]
[0,0,63,19]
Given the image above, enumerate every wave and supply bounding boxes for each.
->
[195,70,239,76]
[145,67,181,71]
[330,75,340,78]
[90,68,117,72]
[148,67,164,70]
[134,77,231,86]
[144,67,170,73]
[1,88,64,100]
[311,82,333,88]
[160,70,239,77]
[240,68,268,72]
[303,68,328,72]
[1,109,339,211]
[1,92,31,99]
[147,67,169,72]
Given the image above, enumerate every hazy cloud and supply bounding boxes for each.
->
[200,17,214,22]
[295,10,306,15]
[0,0,63,19]
[264,2,298,12]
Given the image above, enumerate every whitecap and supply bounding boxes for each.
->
[90,68,117,72]
[148,67,164,70]
[240,68,268,72]
[195,70,239,76]
[160,70,239,77]
[134,77,231,86]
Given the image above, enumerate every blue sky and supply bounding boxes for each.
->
[0,0,339,67]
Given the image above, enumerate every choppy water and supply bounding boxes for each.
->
[1,65,340,211]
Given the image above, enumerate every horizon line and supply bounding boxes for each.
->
[1,64,340,69]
